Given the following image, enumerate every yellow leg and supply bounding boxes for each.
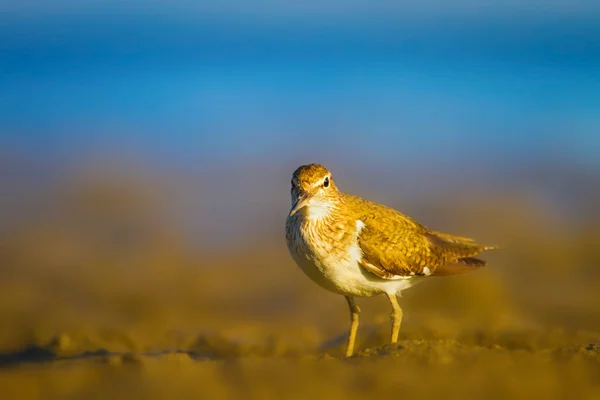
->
[386,293,403,344]
[344,296,360,357]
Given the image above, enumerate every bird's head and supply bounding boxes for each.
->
[289,163,340,218]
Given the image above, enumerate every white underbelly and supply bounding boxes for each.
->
[291,242,415,297]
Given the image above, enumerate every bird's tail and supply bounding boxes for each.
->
[428,232,497,276]
[433,256,488,276]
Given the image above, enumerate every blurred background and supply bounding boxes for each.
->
[1,1,600,398]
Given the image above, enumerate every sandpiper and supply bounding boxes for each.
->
[285,163,495,357]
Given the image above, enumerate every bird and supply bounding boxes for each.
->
[284,163,495,357]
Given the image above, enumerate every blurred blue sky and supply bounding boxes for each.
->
[1,1,600,172]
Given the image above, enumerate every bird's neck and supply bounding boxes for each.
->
[302,196,343,222]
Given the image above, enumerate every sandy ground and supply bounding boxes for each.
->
[1,243,598,399]
[1,332,599,399]
[1,176,599,399]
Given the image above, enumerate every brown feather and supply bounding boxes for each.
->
[432,257,487,276]
[346,194,494,279]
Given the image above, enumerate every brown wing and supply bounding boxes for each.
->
[356,211,492,279]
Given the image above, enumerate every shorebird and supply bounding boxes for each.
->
[285,163,495,357]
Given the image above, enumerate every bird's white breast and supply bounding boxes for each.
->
[286,211,414,297]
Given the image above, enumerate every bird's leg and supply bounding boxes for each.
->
[386,293,403,344]
[344,295,361,357]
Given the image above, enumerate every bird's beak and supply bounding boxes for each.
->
[289,191,312,217]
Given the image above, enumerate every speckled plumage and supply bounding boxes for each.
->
[284,163,495,356]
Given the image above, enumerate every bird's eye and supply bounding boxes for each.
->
[323,177,330,188]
